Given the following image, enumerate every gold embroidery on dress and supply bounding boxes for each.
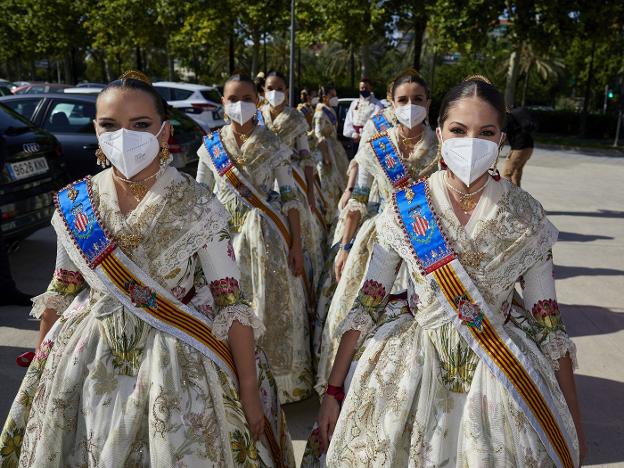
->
[459,250,486,270]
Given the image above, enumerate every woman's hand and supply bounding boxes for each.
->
[239,382,265,441]
[338,189,352,210]
[319,140,332,167]
[335,248,349,282]
[318,394,341,453]
[288,242,304,276]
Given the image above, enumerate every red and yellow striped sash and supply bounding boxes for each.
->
[100,253,284,464]
[433,262,575,468]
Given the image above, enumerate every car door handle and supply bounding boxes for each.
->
[82,144,99,150]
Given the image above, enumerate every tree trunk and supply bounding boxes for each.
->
[350,45,355,91]
[429,49,437,95]
[263,31,268,74]
[412,14,427,70]
[192,50,200,83]
[297,46,301,90]
[229,28,235,74]
[63,57,72,84]
[360,42,369,78]
[521,62,531,107]
[504,48,521,108]
[580,39,596,136]
[251,31,261,77]
[104,58,112,82]
[135,47,143,71]
[98,53,107,83]
[167,43,175,81]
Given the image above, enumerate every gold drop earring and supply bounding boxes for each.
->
[95,148,110,168]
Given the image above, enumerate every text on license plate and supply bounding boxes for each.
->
[7,157,49,180]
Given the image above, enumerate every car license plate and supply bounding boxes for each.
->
[7,157,49,181]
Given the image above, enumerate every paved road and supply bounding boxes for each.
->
[1,146,623,467]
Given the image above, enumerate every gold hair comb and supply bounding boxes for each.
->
[119,70,151,85]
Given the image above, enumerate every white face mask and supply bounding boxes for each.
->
[394,103,427,129]
[266,90,285,107]
[225,101,257,125]
[438,131,503,187]
[329,96,339,107]
[97,122,166,179]
[311,97,319,106]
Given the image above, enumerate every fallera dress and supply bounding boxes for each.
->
[304,170,579,467]
[197,124,313,403]
[0,166,294,467]
[312,103,349,222]
[259,104,327,291]
[315,125,438,393]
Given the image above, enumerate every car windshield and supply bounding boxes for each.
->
[200,89,221,104]
[0,102,36,131]
[169,108,202,140]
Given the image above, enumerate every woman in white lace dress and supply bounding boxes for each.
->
[312,85,349,220]
[315,70,439,393]
[196,73,313,403]
[0,72,294,467]
[306,77,586,467]
[259,70,326,291]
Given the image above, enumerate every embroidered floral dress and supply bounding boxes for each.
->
[260,104,326,291]
[0,167,295,467]
[304,170,579,467]
[312,104,349,220]
[311,108,398,368]
[314,125,438,393]
[197,125,313,403]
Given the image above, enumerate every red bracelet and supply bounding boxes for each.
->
[326,384,345,402]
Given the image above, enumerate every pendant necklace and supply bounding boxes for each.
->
[444,173,489,214]
[113,170,159,202]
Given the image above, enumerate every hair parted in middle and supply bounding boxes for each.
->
[437,74,507,128]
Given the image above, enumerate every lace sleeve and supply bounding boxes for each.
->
[521,250,577,370]
[344,164,374,217]
[313,111,325,143]
[197,202,264,341]
[275,159,302,215]
[31,240,86,319]
[196,145,216,193]
[335,242,402,347]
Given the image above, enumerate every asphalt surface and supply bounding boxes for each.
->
[1,146,623,467]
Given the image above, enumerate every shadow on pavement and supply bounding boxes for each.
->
[547,209,624,219]
[557,231,614,242]
[0,346,30,423]
[0,305,39,332]
[576,374,624,466]
[561,303,624,338]
[554,264,624,280]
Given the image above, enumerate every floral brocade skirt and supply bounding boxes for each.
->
[0,296,295,467]
[234,210,313,403]
[303,305,579,467]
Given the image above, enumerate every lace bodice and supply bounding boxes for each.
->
[196,124,302,220]
[32,166,263,340]
[339,171,576,369]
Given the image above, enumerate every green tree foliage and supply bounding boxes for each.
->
[0,0,619,139]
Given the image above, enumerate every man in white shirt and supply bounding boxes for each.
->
[342,78,384,150]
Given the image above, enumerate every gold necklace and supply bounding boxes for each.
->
[444,173,489,213]
[398,127,423,148]
[231,125,254,144]
[113,170,159,202]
